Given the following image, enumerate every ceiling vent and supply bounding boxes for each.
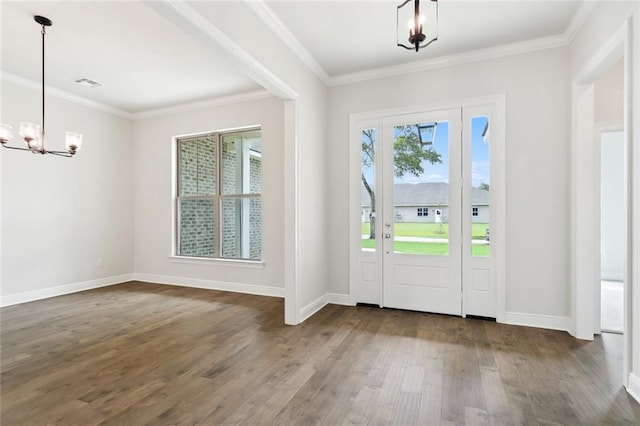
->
[74,76,102,88]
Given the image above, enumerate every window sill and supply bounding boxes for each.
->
[169,256,265,269]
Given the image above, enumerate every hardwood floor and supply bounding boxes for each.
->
[1,281,639,425]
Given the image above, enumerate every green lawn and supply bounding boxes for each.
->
[361,222,490,256]
[362,222,489,240]
[361,239,489,256]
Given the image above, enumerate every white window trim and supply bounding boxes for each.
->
[168,255,265,269]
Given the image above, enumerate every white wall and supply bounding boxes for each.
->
[600,131,624,281]
[594,59,624,124]
[328,47,571,320]
[569,0,640,399]
[133,96,285,294]
[1,81,134,305]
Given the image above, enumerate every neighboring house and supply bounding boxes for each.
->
[362,182,489,223]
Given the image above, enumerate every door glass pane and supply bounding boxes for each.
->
[471,116,490,257]
[361,128,376,251]
[221,197,262,260]
[179,199,215,257]
[393,122,449,255]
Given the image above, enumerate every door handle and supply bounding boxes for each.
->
[385,233,391,239]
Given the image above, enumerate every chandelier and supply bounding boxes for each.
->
[0,16,82,157]
[397,0,438,52]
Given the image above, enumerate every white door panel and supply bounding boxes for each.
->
[382,109,462,315]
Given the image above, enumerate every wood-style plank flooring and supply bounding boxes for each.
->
[1,281,639,425]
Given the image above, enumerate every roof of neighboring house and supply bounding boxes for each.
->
[362,182,489,207]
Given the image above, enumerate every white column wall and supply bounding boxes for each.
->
[569,0,640,400]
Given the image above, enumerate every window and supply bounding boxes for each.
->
[176,128,262,260]
[417,207,429,217]
[472,207,479,217]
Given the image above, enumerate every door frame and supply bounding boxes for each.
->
[349,95,506,319]
[571,18,632,389]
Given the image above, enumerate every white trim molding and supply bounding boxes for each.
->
[2,72,275,121]
[133,90,273,120]
[247,0,330,85]
[329,34,569,87]
[628,373,640,404]
[131,273,285,298]
[328,293,353,306]
[250,0,595,89]
[168,255,265,269]
[0,274,134,307]
[1,72,133,119]
[564,1,598,45]
[502,312,571,333]
[299,293,328,323]
[149,0,298,101]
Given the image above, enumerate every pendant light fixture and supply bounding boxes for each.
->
[397,0,438,52]
[0,15,83,157]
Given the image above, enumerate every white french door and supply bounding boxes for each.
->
[381,109,463,314]
[352,101,501,318]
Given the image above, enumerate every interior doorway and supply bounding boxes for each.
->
[572,21,630,388]
[593,58,624,335]
[600,129,624,334]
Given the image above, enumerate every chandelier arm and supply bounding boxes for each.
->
[1,143,73,157]
[1,145,35,152]
[48,150,74,158]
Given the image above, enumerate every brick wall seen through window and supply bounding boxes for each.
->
[176,129,262,260]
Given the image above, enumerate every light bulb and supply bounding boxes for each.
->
[20,122,40,142]
[65,131,83,152]
[0,124,13,143]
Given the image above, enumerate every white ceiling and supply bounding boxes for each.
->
[1,0,585,115]
[264,0,583,77]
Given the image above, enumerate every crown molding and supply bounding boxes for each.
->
[2,71,274,121]
[1,71,134,119]
[247,0,331,85]
[250,0,597,88]
[328,33,569,87]
[564,0,598,45]
[133,90,273,120]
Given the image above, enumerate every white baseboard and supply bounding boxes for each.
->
[0,274,134,307]
[627,373,640,404]
[502,311,570,333]
[296,293,352,324]
[131,273,285,298]
[327,293,353,306]
[299,294,329,323]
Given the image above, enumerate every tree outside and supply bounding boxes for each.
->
[361,125,442,240]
